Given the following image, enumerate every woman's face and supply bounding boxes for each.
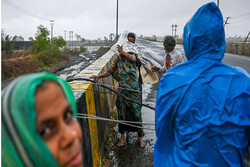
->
[35,81,83,167]
[128,37,135,43]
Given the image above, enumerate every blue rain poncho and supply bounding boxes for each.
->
[154,2,250,167]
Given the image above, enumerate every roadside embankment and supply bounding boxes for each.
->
[1,56,40,80]
[1,50,90,88]
[68,49,117,167]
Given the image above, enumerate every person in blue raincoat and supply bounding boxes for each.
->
[154,2,250,167]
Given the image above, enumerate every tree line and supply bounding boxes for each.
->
[2,25,68,68]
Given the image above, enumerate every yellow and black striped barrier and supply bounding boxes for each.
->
[68,49,117,167]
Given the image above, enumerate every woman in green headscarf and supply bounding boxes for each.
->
[2,73,83,167]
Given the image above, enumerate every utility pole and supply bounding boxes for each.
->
[171,24,177,37]
[244,31,250,44]
[217,0,219,7]
[174,24,177,38]
[116,0,119,41]
[224,17,230,28]
[50,20,54,41]
[171,25,174,36]
[64,30,67,41]
[69,31,73,50]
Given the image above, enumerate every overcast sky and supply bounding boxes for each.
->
[1,0,250,40]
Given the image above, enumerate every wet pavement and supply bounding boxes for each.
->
[223,52,250,73]
[107,82,158,167]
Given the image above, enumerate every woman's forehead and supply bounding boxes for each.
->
[35,82,68,121]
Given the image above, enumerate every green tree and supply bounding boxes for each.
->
[52,36,66,48]
[1,30,14,54]
[81,38,86,43]
[13,35,24,41]
[31,25,65,67]
[31,25,50,54]
[80,46,87,53]
[36,44,62,67]
[29,37,34,41]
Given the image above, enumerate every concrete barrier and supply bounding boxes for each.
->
[69,49,117,167]
[226,42,250,56]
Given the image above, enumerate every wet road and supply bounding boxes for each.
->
[108,38,250,167]
[222,53,250,73]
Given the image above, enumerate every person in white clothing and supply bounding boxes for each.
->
[151,35,186,74]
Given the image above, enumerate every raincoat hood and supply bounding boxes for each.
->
[154,2,250,167]
[183,2,225,61]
